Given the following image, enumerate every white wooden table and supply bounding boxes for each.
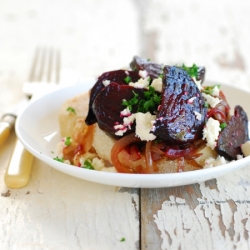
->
[1,1,250,249]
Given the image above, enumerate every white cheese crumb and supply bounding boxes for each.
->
[202,117,221,150]
[139,70,148,79]
[102,80,110,87]
[114,113,135,136]
[129,77,150,89]
[213,155,227,166]
[92,157,105,171]
[202,92,221,108]
[241,141,250,157]
[194,111,202,121]
[237,154,243,160]
[188,97,196,104]
[135,112,156,141]
[212,85,220,97]
[101,166,117,173]
[151,77,163,92]
[120,107,131,117]
[204,157,215,168]
[203,155,227,168]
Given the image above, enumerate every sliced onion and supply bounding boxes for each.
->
[111,133,142,173]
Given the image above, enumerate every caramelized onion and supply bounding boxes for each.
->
[111,133,143,173]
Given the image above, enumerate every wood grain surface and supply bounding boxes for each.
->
[1,1,250,249]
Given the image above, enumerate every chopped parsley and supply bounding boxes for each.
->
[82,159,94,170]
[202,85,221,95]
[220,122,227,130]
[138,86,161,113]
[181,64,199,78]
[67,106,76,114]
[122,86,161,114]
[53,156,64,162]
[124,75,132,84]
[64,136,71,146]
[122,91,139,110]
[120,238,126,242]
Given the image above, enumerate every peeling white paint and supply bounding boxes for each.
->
[154,167,250,250]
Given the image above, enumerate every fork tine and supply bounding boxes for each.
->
[56,49,61,84]
[37,47,47,82]
[28,47,40,83]
[23,47,61,97]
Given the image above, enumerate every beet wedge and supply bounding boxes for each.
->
[216,105,249,160]
[152,66,207,144]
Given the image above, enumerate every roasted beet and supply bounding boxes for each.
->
[130,56,163,79]
[216,105,249,160]
[92,82,145,138]
[152,66,207,144]
[85,70,140,125]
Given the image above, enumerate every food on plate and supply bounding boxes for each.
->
[55,56,250,174]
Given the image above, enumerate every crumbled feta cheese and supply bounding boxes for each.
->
[139,70,148,79]
[213,155,227,166]
[202,92,221,108]
[103,80,110,87]
[237,154,243,160]
[212,85,220,97]
[204,157,215,168]
[129,77,150,89]
[123,114,136,127]
[203,155,227,168]
[194,111,202,121]
[120,107,131,117]
[241,141,250,157]
[92,157,105,171]
[188,97,196,104]
[151,77,163,92]
[114,113,135,136]
[101,166,117,173]
[135,112,156,141]
[202,117,221,150]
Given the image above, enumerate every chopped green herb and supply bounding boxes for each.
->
[120,238,126,242]
[124,75,132,84]
[53,156,64,162]
[65,136,71,146]
[122,91,139,110]
[181,64,199,78]
[67,107,76,114]
[82,159,94,170]
[122,86,161,113]
[202,85,221,95]
[220,122,227,130]
[51,151,54,154]
[137,86,161,113]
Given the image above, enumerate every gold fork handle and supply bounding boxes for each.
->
[4,139,33,188]
[0,115,16,146]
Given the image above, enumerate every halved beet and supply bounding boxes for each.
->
[152,66,207,144]
[92,82,145,138]
[85,70,140,125]
[216,105,249,160]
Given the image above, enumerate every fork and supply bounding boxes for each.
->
[4,47,61,188]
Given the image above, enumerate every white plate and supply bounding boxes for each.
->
[16,81,250,188]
